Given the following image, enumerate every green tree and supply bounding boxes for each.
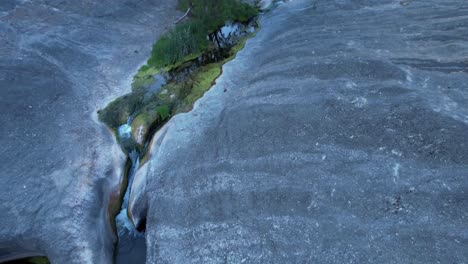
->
[148,20,208,68]
[148,0,258,68]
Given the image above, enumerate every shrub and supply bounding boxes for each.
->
[148,20,208,68]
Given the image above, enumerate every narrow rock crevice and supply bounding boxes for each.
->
[101,16,261,264]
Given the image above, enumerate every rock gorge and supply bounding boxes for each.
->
[1,0,468,263]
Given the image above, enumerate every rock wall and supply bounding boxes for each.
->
[0,1,179,263]
[132,0,468,263]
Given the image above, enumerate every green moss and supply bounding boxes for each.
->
[28,257,49,264]
[132,66,160,91]
[98,91,144,130]
[184,63,222,106]
[4,257,50,264]
[164,52,202,72]
[157,105,171,120]
[131,113,149,131]
[131,113,152,140]
[131,105,171,149]
[132,52,202,92]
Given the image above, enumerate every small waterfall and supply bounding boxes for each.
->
[115,149,140,237]
[114,120,146,263]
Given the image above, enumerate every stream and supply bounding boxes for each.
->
[114,118,146,264]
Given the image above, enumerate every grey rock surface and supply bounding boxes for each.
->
[0,1,179,263]
[133,0,468,263]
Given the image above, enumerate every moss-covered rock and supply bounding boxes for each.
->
[132,65,161,92]
[131,105,170,149]
[183,63,222,110]
[98,91,144,130]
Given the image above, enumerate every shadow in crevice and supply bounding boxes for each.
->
[3,256,49,264]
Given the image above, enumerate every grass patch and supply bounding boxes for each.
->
[148,20,209,69]
[183,63,222,109]
[132,53,202,92]
[132,66,160,91]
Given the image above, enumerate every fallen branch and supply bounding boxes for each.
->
[175,7,192,24]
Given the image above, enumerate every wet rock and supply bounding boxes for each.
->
[0,0,179,263]
[134,0,468,263]
[129,123,170,231]
[128,162,149,231]
[258,0,274,10]
[131,114,152,148]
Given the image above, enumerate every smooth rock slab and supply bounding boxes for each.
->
[0,1,179,263]
[132,0,468,263]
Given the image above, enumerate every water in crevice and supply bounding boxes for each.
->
[114,119,146,264]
